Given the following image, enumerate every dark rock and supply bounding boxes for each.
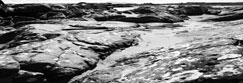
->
[11,16,39,25]
[113,14,183,23]
[76,2,112,10]
[143,23,184,29]
[66,6,86,18]
[93,14,126,21]
[11,4,52,17]
[122,11,133,14]
[40,12,66,19]
[13,70,46,83]
[0,17,14,26]
[180,6,205,15]
[130,7,155,14]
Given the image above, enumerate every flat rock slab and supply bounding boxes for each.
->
[63,21,138,30]
[69,20,243,83]
[0,21,139,83]
[69,37,243,83]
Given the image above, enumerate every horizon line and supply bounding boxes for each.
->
[4,1,243,4]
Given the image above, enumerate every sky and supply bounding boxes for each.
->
[3,0,242,4]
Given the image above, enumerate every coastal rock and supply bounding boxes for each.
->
[64,21,138,30]
[69,36,243,83]
[0,55,20,77]
[0,21,139,83]
[129,7,155,14]
[92,14,126,21]
[11,4,52,17]
[202,11,243,21]
[66,30,139,59]
[180,6,205,15]
[40,12,66,19]
[112,14,183,23]
[66,6,86,18]
[0,26,61,49]
[13,70,46,83]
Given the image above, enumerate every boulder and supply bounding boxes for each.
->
[180,6,205,15]
[11,4,52,17]
[66,6,86,18]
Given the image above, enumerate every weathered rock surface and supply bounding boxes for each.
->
[0,55,20,77]
[0,19,139,83]
[66,6,87,18]
[180,6,206,15]
[70,38,243,83]
[2,3,243,83]
[129,7,155,14]
[69,21,243,83]
[202,11,243,21]
[40,12,66,19]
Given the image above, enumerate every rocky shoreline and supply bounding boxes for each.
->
[1,2,243,83]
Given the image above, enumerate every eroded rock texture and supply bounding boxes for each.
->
[69,37,243,83]
[1,2,243,83]
[0,20,139,83]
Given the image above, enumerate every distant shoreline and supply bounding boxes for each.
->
[4,2,243,6]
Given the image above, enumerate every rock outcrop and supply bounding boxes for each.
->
[69,32,243,83]
[112,14,184,23]
[0,20,139,83]
[202,11,243,21]
[11,4,52,17]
